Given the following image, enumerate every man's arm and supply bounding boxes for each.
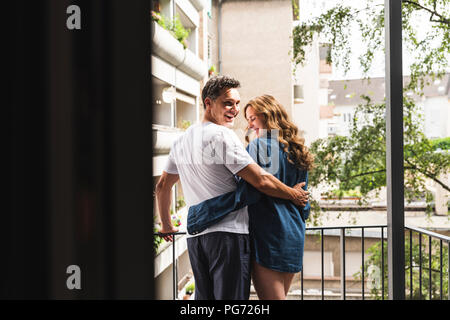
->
[155,171,180,241]
[236,163,309,206]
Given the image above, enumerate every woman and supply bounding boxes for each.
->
[189,94,314,300]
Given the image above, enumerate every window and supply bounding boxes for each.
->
[175,90,196,130]
[153,77,174,127]
[207,35,212,67]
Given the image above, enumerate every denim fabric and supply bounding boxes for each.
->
[187,178,261,235]
[188,138,310,273]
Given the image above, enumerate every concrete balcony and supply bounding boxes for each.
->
[152,124,184,155]
[151,21,207,81]
[189,0,206,11]
[152,125,184,176]
[154,207,190,300]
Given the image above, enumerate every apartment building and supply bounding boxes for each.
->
[294,39,333,144]
[327,74,450,139]
[151,0,209,299]
[209,0,295,141]
[325,75,450,215]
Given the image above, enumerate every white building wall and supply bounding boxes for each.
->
[220,0,294,142]
[423,96,449,139]
[334,105,356,137]
[293,37,320,146]
[319,118,329,139]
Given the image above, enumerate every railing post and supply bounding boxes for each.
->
[381,227,385,300]
[419,233,422,299]
[385,0,405,300]
[340,228,346,300]
[410,229,413,299]
[321,229,324,300]
[300,268,304,300]
[173,234,176,300]
[439,239,443,300]
[361,227,365,300]
[429,236,432,300]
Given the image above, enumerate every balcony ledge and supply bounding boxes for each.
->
[151,21,207,81]
[189,0,206,11]
[153,124,184,155]
[154,207,189,277]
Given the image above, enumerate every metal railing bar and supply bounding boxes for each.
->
[410,229,413,300]
[440,239,443,300]
[173,234,176,300]
[301,269,304,300]
[419,233,422,300]
[381,226,385,300]
[155,231,186,236]
[340,228,346,300]
[361,227,365,300]
[429,235,432,300]
[405,225,450,242]
[307,225,387,231]
[321,228,324,300]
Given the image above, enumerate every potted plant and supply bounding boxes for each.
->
[152,11,190,49]
[179,120,192,130]
[183,282,195,300]
[208,65,217,77]
[151,10,161,23]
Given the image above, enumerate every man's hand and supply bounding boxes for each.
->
[237,164,310,206]
[292,182,309,207]
[158,224,179,242]
[155,171,180,241]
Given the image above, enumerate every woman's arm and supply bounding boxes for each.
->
[236,163,308,207]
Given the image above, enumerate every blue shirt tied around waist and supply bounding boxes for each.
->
[188,136,310,273]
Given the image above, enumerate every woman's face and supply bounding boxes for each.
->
[245,106,266,137]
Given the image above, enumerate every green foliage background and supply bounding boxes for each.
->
[292,0,450,221]
[354,233,449,300]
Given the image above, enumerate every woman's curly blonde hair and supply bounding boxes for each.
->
[244,94,314,171]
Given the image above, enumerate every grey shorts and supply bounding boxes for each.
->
[186,232,251,300]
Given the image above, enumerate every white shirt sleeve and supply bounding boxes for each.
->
[220,128,255,175]
[163,146,179,174]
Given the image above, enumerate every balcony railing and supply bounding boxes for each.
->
[405,225,450,300]
[156,224,450,300]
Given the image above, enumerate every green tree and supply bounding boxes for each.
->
[151,11,191,49]
[292,0,449,91]
[292,0,450,219]
[354,233,449,300]
[308,96,450,216]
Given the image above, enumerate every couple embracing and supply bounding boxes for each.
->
[156,75,314,300]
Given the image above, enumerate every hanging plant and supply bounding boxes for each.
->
[208,65,217,77]
[152,11,190,49]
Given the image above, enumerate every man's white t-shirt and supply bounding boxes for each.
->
[164,122,255,237]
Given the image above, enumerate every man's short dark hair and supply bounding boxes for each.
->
[201,75,240,109]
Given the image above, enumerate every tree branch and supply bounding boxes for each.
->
[339,169,388,183]
[405,147,450,192]
[402,0,450,25]
[404,158,450,192]
[339,164,450,193]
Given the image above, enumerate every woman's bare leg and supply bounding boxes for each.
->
[283,273,295,296]
[251,260,295,300]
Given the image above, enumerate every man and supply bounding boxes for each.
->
[155,75,308,300]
